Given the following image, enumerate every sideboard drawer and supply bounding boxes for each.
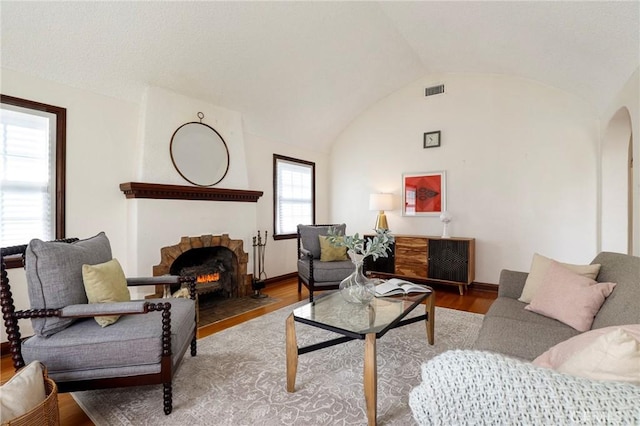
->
[394,236,427,277]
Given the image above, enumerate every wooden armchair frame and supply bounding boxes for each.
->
[297,224,351,302]
[1,241,197,415]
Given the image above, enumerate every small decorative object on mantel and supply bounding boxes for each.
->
[440,211,452,238]
[327,228,394,304]
[423,131,441,148]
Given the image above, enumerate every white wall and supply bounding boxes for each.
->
[1,69,138,340]
[0,71,331,342]
[244,132,331,278]
[130,87,255,292]
[133,87,333,282]
[2,67,626,344]
[600,68,640,255]
[1,69,138,262]
[601,108,632,253]
[330,73,600,283]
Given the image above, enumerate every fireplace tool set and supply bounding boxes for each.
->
[252,230,268,298]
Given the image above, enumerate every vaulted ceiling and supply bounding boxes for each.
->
[2,1,638,151]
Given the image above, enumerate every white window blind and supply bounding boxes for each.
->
[274,156,314,236]
[0,104,56,246]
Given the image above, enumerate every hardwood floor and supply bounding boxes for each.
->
[1,278,496,426]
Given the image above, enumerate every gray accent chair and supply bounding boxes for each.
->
[473,251,640,360]
[297,224,353,302]
[0,233,197,415]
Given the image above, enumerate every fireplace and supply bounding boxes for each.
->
[153,234,251,297]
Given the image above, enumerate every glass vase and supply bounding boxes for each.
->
[339,254,375,304]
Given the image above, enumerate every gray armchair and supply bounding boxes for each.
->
[0,232,197,415]
[297,224,353,302]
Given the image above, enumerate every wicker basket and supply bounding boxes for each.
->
[2,369,60,426]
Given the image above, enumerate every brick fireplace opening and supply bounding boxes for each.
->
[153,234,251,298]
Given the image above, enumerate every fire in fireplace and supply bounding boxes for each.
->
[169,246,235,296]
[153,234,251,298]
[197,273,220,284]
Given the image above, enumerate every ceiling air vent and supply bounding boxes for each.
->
[425,84,445,97]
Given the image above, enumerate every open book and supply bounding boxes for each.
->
[374,278,431,297]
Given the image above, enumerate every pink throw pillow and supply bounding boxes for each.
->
[524,261,616,332]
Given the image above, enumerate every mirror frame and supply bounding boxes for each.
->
[169,120,230,187]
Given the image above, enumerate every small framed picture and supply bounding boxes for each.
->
[402,171,446,216]
[423,131,441,148]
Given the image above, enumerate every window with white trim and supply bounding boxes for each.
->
[273,154,315,239]
[1,95,66,253]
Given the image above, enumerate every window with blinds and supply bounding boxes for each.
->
[1,96,66,249]
[273,154,315,239]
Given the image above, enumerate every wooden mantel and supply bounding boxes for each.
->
[119,182,263,202]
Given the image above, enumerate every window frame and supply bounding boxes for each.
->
[1,94,66,268]
[272,154,316,240]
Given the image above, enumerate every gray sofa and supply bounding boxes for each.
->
[473,251,640,360]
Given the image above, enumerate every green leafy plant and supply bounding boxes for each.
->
[326,227,394,260]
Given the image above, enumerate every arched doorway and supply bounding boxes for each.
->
[601,107,633,253]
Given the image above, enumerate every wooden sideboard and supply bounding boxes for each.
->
[365,235,475,295]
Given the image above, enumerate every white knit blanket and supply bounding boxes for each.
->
[409,350,640,425]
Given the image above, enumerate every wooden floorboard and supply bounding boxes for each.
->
[1,278,496,426]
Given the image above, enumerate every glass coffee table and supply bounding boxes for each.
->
[285,288,434,426]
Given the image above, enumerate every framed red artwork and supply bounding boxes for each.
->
[402,171,446,216]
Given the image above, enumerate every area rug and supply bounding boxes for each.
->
[72,303,483,425]
[198,293,280,327]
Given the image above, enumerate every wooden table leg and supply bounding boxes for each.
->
[285,313,298,392]
[425,293,435,345]
[364,333,377,426]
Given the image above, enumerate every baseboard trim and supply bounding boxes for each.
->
[264,272,297,286]
[469,281,498,292]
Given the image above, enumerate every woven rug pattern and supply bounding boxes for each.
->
[72,303,483,425]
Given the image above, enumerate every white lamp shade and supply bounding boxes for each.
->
[369,193,394,211]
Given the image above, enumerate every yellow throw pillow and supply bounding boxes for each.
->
[82,258,131,327]
[318,235,348,262]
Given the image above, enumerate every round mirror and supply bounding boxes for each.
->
[170,115,230,187]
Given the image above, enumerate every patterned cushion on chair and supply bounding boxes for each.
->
[298,224,346,259]
[25,232,112,336]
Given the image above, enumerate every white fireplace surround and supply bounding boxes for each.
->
[127,86,260,294]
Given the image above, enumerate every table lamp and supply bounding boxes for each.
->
[369,193,394,230]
